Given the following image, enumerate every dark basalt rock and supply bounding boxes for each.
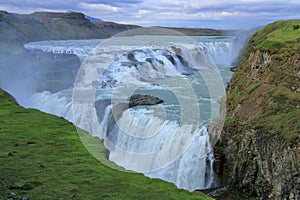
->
[128,94,163,108]
[127,52,137,61]
[164,54,176,65]
[229,66,238,72]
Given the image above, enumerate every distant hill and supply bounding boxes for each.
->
[67,11,103,22]
[94,21,141,36]
[0,11,142,93]
[0,11,139,55]
[164,27,233,36]
[0,10,232,55]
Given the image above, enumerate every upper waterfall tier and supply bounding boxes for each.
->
[24,35,240,66]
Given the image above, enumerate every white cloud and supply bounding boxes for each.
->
[137,9,151,15]
[219,11,240,17]
[79,2,119,12]
[1,0,300,29]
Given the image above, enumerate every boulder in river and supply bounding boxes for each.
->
[128,94,163,108]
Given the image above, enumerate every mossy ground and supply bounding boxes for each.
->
[214,20,300,198]
[251,19,300,51]
[0,89,211,200]
[225,19,300,145]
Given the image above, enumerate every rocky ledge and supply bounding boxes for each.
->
[214,20,300,199]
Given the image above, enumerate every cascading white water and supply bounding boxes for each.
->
[24,35,242,66]
[99,105,215,191]
[199,37,234,65]
[24,34,244,191]
[24,39,100,61]
[30,90,73,122]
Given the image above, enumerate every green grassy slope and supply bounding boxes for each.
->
[0,89,211,200]
[214,19,300,198]
[251,20,300,51]
[226,19,300,144]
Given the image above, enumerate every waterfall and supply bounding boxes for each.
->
[25,34,233,191]
[24,36,237,66]
[99,106,215,191]
[30,90,73,121]
[24,39,100,61]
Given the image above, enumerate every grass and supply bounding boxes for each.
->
[0,89,211,200]
[51,18,76,37]
[251,19,300,51]
[225,19,300,144]
[261,109,300,145]
[246,82,261,94]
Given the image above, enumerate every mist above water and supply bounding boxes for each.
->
[0,31,254,191]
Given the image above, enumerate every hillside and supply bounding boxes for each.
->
[164,27,230,36]
[0,11,140,55]
[94,21,141,36]
[215,20,300,199]
[0,11,141,95]
[0,11,230,55]
[0,88,212,199]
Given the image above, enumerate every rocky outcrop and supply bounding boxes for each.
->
[128,94,164,108]
[214,20,300,199]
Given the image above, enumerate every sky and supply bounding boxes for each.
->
[1,0,300,29]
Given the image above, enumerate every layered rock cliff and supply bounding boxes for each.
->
[215,20,300,199]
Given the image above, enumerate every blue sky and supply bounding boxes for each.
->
[1,0,300,29]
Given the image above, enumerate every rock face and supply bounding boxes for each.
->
[214,20,300,199]
[128,94,164,108]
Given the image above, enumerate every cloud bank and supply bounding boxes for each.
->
[1,0,300,29]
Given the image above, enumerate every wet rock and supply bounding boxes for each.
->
[146,58,164,65]
[128,94,163,108]
[145,57,154,64]
[164,55,176,65]
[230,66,238,72]
[127,52,137,61]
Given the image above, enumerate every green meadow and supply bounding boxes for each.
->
[0,89,211,200]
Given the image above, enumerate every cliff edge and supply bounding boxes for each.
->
[215,20,300,199]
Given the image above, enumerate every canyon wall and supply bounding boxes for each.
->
[215,20,300,199]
